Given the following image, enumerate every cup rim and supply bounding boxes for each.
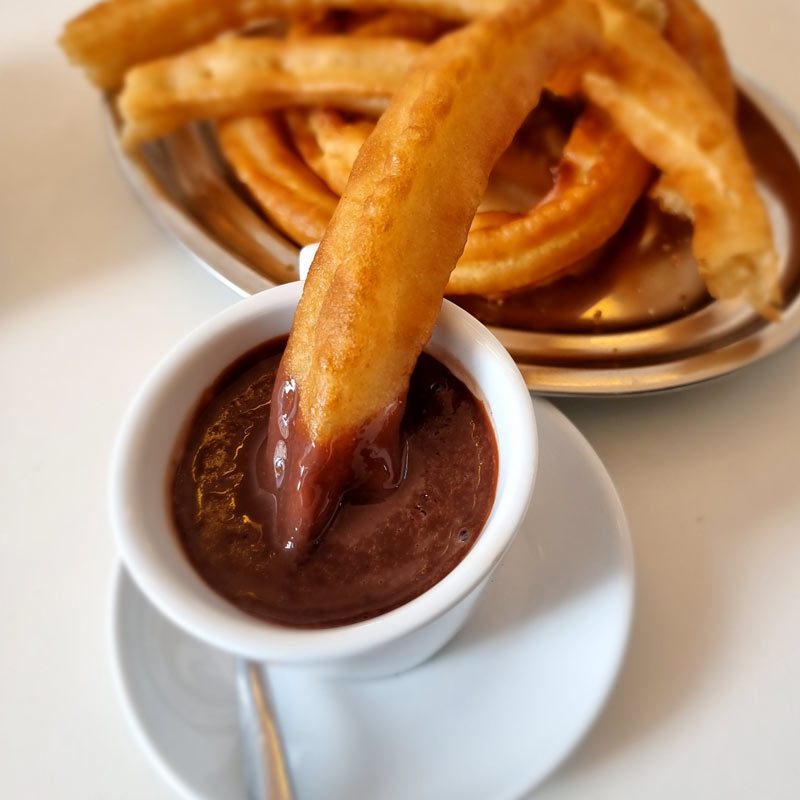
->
[110,282,537,662]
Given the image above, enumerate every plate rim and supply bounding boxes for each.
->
[107,569,207,800]
[104,72,800,397]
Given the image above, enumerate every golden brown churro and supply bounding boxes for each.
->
[264,0,602,549]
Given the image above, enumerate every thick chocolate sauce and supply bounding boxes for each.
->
[171,339,498,628]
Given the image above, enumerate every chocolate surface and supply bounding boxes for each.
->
[171,339,498,627]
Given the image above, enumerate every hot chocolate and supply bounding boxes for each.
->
[171,338,498,628]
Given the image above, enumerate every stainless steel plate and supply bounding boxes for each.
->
[105,75,800,395]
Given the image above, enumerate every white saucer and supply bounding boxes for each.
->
[111,398,634,800]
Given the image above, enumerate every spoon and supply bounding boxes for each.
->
[235,659,295,800]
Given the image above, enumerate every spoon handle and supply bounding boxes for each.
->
[236,659,295,800]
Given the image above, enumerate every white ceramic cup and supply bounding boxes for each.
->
[110,281,537,677]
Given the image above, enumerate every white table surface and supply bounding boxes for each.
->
[2,1,799,797]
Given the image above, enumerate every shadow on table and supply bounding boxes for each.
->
[0,52,170,315]
[533,346,800,793]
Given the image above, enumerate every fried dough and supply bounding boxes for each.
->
[118,36,421,146]
[266,0,602,548]
[583,0,780,314]
[60,0,502,88]
[218,114,339,244]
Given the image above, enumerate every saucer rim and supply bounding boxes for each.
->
[502,398,635,799]
[108,397,635,800]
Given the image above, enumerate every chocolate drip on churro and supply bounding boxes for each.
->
[260,366,407,555]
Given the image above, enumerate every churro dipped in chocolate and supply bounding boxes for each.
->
[261,0,603,553]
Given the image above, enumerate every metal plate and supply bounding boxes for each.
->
[105,75,800,395]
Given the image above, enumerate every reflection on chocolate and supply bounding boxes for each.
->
[171,339,497,628]
[260,365,406,556]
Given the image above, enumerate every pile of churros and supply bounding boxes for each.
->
[61,0,781,317]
